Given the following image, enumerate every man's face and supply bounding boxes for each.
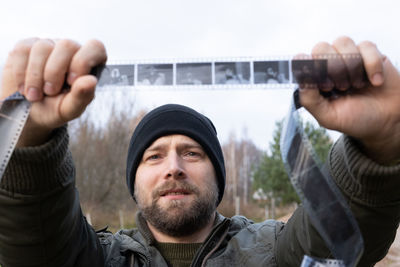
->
[225,68,233,76]
[267,67,275,75]
[134,134,218,237]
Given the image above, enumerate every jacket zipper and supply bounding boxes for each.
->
[190,219,231,267]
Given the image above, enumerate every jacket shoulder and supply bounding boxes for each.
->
[96,228,152,266]
[208,217,283,266]
[229,215,284,237]
[229,216,284,245]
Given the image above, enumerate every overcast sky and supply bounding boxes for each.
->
[1,0,399,150]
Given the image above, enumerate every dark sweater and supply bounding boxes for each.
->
[156,242,202,267]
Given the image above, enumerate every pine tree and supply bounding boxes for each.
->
[253,119,332,205]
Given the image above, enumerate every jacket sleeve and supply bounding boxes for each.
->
[0,127,105,267]
[275,135,400,266]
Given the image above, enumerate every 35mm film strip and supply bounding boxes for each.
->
[96,54,366,91]
[0,92,30,180]
[282,91,363,267]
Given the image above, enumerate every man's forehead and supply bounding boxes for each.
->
[146,134,202,150]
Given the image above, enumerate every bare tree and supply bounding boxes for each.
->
[69,103,146,228]
[221,131,263,215]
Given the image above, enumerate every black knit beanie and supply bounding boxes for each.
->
[126,104,226,205]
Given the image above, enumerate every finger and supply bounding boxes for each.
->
[25,39,55,102]
[312,41,349,91]
[332,36,366,89]
[9,38,39,94]
[0,50,21,99]
[0,38,38,98]
[293,54,326,113]
[0,59,15,99]
[298,85,342,134]
[59,75,97,122]
[67,39,107,85]
[43,39,81,95]
[357,41,384,87]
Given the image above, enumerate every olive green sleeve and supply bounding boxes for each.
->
[0,127,105,266]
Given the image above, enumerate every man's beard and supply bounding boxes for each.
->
[135,180,218,237]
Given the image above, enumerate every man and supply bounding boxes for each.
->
[0,36,400,266]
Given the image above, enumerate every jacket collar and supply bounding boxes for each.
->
[136,211,229,244]
[135,211,231,267]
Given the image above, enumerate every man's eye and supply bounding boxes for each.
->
[186,151,200,157]
[148,154,160,160]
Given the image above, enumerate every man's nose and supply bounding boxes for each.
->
[165,153,185,179]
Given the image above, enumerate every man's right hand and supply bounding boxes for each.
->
[0,38,107,147]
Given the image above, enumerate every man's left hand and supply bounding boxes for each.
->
[300,36,400,164]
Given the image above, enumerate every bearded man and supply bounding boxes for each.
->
[1,36,400,266]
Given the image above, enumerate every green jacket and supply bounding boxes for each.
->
[0,127,399,266]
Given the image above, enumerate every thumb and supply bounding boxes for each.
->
[299,88,336,129]
[59,75,96,122]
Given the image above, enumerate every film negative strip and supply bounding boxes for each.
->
[281,90,364,267]
[0,92,31,180]
[95,54,367,92]
[301,256,345,267]
[0,54,367,266]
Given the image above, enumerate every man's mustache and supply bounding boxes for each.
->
[152,181,200,200]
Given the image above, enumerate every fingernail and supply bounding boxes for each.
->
[67,72,77,85]
[372,73,383,86]
[43,82,54,95]
[27,87,41,101]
